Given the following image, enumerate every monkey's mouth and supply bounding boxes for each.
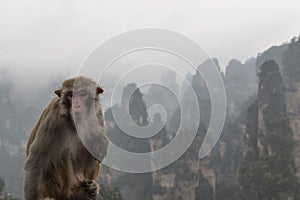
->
[70,105,85,115]
[72,112,84,119]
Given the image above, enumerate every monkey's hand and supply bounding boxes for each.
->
[81,180,99,200]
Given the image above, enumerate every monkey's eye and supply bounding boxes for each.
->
[67,94,73,101]
[79,92,88,98]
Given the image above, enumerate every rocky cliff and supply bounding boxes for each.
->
[282,38,300,179]
[103,83,153,200]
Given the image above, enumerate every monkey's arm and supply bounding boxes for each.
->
[24,132,55,200]
[23,156,41,200]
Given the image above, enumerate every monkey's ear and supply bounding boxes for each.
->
[55,89,62,97]
[96,86,104,94]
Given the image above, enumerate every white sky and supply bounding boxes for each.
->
[0,0,299,85]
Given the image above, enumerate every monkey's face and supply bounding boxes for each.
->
[55,76,104,119]
[67,89,90,119]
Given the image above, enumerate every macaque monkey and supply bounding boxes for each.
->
[24,76,109,200]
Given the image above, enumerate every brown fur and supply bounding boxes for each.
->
[24,76,108,200]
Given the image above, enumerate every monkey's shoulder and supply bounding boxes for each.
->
[44,98,70,125]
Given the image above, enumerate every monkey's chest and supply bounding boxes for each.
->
[65,135,93,172]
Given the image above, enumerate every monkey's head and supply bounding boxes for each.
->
[55,76,104,120]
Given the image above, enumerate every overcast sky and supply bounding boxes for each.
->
[0,0,299,88]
